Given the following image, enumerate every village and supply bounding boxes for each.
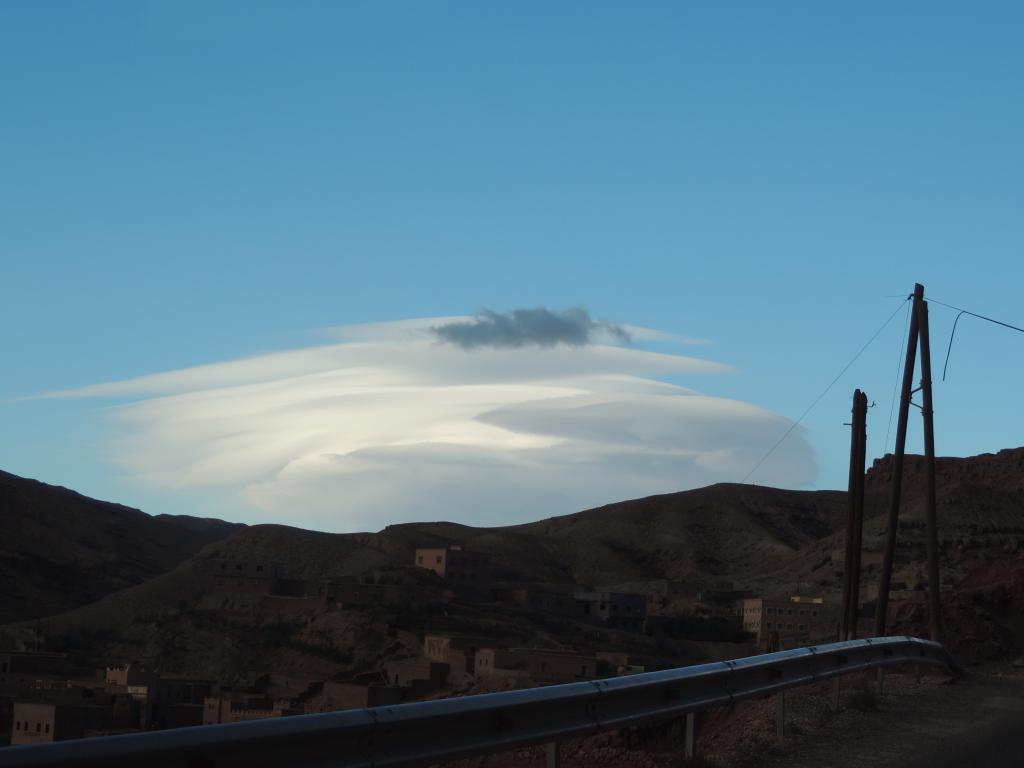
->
[2,545,842,747]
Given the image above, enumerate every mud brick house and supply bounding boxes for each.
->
[423,634,489,687]
[10,701,110,745]
[574,590,648,631]
[475,648,597,684]
[414,546,492,590]
[382,658,450,694]
[738,597,837,646]
[202,694,301,725]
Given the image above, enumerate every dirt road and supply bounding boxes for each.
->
[748,671,1024,768]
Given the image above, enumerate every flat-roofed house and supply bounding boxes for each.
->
[414,546,492,590]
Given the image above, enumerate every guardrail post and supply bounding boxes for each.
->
[831,677,841,712]
[546,740,560,768]
[776,691,785,746]
[685,711,698,759]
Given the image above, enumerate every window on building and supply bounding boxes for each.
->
[417,556,423,564]
[581,665,587,675]
[44,724,50,734]
[436,556,442,564]
[799,625,806,632]
[36,723,41,732]
[14,721,19,731]
[256,565,264,572]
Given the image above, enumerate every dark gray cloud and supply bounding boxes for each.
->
[431,307,631,349]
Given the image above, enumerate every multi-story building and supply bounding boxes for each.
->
[10,701,111,745]
[414,546,492,590]
[574,590,648,632]
[422,635,488,687]
[737,597,836,646]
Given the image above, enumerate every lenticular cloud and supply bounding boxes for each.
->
[50,314,816,531]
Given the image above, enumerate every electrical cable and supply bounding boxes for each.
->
[741,296,911,484]
[926,297,1024,381]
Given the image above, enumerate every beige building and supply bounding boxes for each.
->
[11,701,109,745]
[202,695,300,725]
[414,546,492,589]
[475,648,597,684]
[738,597,836,646]
[423,634,488,686]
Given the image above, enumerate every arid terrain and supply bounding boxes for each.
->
[2,447,1023,758]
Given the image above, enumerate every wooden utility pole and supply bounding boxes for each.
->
[842,389,868,640]
[875,283,944,642]
[843,387,868,638]
[875,284,922,636]
[918,299,945,643]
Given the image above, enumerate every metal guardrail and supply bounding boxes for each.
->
[0,636,958,768]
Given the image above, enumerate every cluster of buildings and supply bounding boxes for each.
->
[196,557,454,622]
[413,546,650,633]
[3,653,214,746]
[1,545,845,748]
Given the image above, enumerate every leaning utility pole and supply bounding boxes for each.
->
[874,283,944,643]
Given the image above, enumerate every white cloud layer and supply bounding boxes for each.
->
[52,316,816,531]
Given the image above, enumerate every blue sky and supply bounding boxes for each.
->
[2,2,1022,529]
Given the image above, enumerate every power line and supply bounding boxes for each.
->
[928,298,1024,335]
[927,297,1024,381]
[742,297,911,484]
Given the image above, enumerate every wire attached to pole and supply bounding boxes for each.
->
[742,297,910,484]
[927,297,1024,381]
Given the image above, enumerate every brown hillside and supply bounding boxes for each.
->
[7,446,1024,680]
[0,469,243,624]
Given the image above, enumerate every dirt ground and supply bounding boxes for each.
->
[747,668,1024,768]
[443,666,1024,768]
